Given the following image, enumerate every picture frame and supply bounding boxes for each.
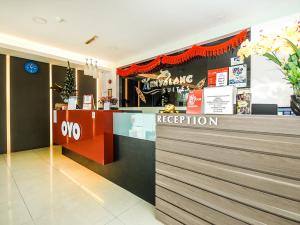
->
[67,96,78,110]
[108,89,112,97]
[82,94,93,110]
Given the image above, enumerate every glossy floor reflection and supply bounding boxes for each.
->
[0,146,163,225]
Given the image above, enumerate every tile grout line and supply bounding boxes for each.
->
[3,153,37,225]
[32,147,121,221]
[32,147,147,224]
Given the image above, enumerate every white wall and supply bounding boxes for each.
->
[251,13,299,107]
[100,71,117,97]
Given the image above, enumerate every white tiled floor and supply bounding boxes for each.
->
[0,146,163,225]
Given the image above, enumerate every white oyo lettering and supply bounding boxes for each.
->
[67,122,74,138]
[61,121,81,140]
[61,121,68,136]
[72,123,81,140]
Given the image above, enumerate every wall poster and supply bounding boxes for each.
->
[207,67,228,87]
[186,89,203,114]
[229,64,247,88]
[204,86,237,114]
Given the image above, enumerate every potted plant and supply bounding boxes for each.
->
[99,96,118,110]
[237,21,300,115]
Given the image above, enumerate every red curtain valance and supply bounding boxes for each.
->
[117,30,247,77]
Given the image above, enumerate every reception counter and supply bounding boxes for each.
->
[59,111,157,204]
[53,110,116,165]
[155,114,300,225]
[53,110,300,216]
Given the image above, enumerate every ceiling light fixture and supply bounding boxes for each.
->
[33,17,47,24]
[55,16,65,23]
[0,33,113,69]
[85,35,98,45]
[84,58,102,79]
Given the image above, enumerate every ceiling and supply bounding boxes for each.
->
[0,0,299,67]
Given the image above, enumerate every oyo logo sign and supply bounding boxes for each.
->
[61,121,81,140]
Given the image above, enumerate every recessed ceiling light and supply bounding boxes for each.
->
[55,16,65,23]
[33,17,47,24]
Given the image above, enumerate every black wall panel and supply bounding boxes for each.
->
[63,135,155,204]
[10,57,49,151]
[52,65,67,107]
[0,55,6,154]
[77,70,97,107]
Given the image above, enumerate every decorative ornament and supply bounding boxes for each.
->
[117,56,161,77]
[135,86,146,103]
[195,78,206,89]
[117,30,247,77]
[162,104,178,113]
[99,96,118,104]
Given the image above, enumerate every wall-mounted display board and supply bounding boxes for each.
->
[0,55,6,154]
[119,32,251,107]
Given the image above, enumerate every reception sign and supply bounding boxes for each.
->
[186,89,203,114]
[204,86,237,114]
[157,114,218,127]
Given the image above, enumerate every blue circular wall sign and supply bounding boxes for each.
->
[24,61,39,74]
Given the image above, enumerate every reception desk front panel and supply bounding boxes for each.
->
[113,112,156,141]
[53,110,115,165]
[155,115,300,225]
[57,112,156,204]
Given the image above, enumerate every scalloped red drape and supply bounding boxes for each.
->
[117,30,247,77]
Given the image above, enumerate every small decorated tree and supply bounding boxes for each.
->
[60,61,77,102]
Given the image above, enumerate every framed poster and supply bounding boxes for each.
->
[82,94,93,110]
[229,64,247,88]
[207,67,228,87]
[204,86,237,114]
[108,89,112,97]
[67,96,77,110]
[216,71,228,87]
[237,88,251,114]
[186,89,203,114]
[231,56,244,66]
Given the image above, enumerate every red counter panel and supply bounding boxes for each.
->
[53,110,116,165]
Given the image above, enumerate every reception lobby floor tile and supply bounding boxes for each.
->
[0,146,163,225]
